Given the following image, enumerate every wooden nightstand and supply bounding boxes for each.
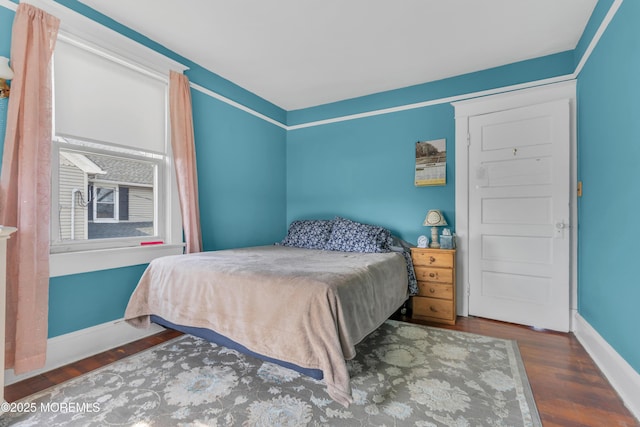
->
[410,247,456,325]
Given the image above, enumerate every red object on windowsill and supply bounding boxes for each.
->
[140,241,164,246]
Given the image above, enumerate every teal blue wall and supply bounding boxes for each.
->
[0,1,286,337]
[48,265,147,337]
[0,6,13,156]
[0,6,10,54]
[192,90,287,251]
[286,52,574,244]
[287,104,454,243]
[577,0,640,373]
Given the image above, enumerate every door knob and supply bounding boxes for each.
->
[554,220,568,238]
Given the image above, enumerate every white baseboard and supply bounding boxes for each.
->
[573,313,640,421]
[4,319,164,385]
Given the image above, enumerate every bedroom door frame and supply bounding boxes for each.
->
[452,80,578,330]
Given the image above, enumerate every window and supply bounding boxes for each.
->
[51,137,165,252]
[50,36,167,253]
[49,36,184,268]
[26,0,188,276]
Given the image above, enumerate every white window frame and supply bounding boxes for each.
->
[36,0,189,277]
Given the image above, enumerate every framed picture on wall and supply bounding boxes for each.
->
[415,139,446,186]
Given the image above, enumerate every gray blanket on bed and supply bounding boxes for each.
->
[124,245,409,406]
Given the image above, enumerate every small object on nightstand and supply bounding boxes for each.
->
[409,247,456,325]
[440,230,453,249]
[417,235,428,248]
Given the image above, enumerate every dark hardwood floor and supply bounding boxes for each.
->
[5,316,638,426]
[410,316,639,427]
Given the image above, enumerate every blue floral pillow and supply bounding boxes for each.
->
[324,217,391,253]
[280,219,334,249]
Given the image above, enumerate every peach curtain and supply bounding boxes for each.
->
[169,71,202,253]
[0,4,59,373]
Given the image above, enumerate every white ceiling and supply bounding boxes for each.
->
[77,0,597,111]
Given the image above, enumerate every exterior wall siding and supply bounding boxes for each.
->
[127,187,153,221]
[59,160,88,240]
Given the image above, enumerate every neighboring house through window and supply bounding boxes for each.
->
[56,147,158,242]
[53,138,163,251]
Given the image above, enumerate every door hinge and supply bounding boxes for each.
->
[467,133,471,146]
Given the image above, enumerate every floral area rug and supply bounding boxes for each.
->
[0,320,541,426]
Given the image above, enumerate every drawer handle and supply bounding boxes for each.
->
[429,272,438,279]
[429,256,436,263]
[429,306,438,313]
[429,288,436,294]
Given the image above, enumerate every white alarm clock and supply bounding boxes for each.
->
[417,235,428,248]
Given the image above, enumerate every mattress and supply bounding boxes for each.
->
[125,245,409,406]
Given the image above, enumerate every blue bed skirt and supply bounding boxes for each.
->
[150,315,324,380]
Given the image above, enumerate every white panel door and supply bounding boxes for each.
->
[468,100,570,332]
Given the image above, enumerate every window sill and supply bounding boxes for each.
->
[50,243,185,277]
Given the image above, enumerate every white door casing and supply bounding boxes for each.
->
[453,80,578,332]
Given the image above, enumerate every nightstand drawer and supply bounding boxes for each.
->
[412,297,454,321]
[414,266,453,284]
[409,248,456,325]
[416,282,453,299]
[411,250,453,268]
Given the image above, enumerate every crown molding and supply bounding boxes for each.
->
[190,82,287,130]
[575,0,623,76]
[0,0,16,11]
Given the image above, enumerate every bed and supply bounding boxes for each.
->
[124,217,416,406]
